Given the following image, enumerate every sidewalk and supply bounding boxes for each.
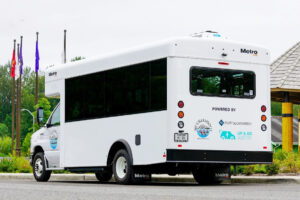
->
[0,173,299,184]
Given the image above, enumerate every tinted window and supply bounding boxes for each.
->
[190,67,255,98]
[151,59,167,110]
[50,105,60,126]
[65,59,167,122]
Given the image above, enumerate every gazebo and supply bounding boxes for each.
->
[270,42,300,152]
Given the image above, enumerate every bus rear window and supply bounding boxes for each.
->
[190,67,255,98]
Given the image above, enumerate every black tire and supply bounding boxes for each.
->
[95,170,112,183]
[192,166,221,185]
[33,152,52,182]
[113,149,134,184]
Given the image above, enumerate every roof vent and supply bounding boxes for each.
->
[191,31,226,39]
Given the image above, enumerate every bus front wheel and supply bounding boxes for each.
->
[113,149,134,184]
[33,152,52,182]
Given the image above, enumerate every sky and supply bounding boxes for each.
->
[1,0,300,71]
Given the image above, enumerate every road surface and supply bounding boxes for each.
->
[0,180,299,200]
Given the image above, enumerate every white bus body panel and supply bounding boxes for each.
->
[40,37,271,168]
[167,57,271,152]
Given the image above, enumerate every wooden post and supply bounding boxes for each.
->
[282,92,293,152]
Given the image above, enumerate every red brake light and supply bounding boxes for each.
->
[261,105,266,112]
[178,101,184,108]
[218,62,229,65]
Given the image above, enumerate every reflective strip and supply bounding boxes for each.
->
[282,114,293,117]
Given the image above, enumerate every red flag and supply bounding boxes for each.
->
[11,48,16,78]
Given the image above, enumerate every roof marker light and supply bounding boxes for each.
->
[218,62,229,65]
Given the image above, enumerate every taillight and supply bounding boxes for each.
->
[178,121,184,128]
[261,105,266,112]
[261,124,267,131]
[261,115,267,122]
[178,101,184,108]
[178,111,184,118]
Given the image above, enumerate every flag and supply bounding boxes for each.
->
[11,47,16,78]
[35,40,39,72]
[19,42,23,74]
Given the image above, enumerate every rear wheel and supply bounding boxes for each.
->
[192,166,222,185]
[113,149,134,184]
[33,152,52,182]
[95,170,112,183]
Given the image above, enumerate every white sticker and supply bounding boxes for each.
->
[197,89,203,93]
[222,89,226,93]
[249,90,253,95]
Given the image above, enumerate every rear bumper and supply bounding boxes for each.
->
[166,149,273,164]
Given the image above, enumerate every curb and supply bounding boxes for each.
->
[0,173,299,184]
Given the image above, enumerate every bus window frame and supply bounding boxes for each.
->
[189,66,256,99]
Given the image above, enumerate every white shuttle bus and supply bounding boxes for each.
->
[30,32,272,184]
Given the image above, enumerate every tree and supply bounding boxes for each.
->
[0,123,9,137]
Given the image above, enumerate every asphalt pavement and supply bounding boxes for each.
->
[0,179,299,200]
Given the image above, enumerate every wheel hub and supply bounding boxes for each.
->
[116,156,127,179]
[35,158,43,177]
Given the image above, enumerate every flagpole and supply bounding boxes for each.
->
[11,40,16,155]
[16,42,20,157]
[16,36,23,157]
[64,29,66,64]
[35,32,39,106]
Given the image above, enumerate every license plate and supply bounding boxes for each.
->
[174,132,188,142]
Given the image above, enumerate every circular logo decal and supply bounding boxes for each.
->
[195,119,212,138]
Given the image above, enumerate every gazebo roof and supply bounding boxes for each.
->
[270,42,300,103]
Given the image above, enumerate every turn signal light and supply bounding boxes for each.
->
[178,111,184,118]
[261,105,266,112]
[261,115,267,122]
[178,101,184,108]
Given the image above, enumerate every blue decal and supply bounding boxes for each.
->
[219,120,224,126]
[50,138,57,149]
[220,130,236,140]
[194,119,212,139]
[237,131,252,140]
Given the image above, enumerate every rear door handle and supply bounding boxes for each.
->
[40,133,44,136]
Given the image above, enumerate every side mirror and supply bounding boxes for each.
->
[37,107,44,125]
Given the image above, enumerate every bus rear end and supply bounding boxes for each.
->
[166,38,272,182]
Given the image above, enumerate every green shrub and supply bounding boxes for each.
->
[0,157,32,173]
[11,157,32,173]
[273,150,287,161]
[282,152,298,173]
[243,165,255,176]
[21,133,32,157]
[254,165,266,174]
[0,136,12,156]
[0,159,13,172]
[265,160,280,175]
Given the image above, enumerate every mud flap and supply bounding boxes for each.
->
[133,173,152,183]
[213,165,231,182]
